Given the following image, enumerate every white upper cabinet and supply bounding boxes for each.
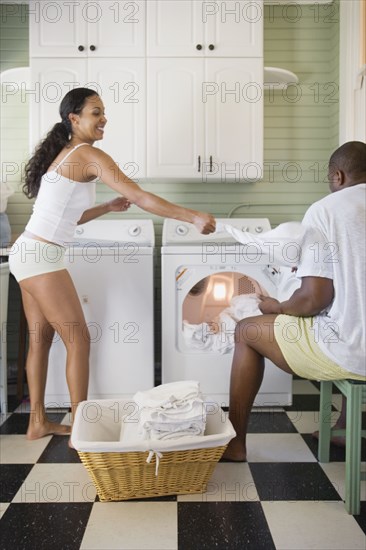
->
[30,58,146,177]
[147,0,263,57]
[147,58,263,179]
[147,58,205,177]
[30,0,146,57]
[205,58,263,181]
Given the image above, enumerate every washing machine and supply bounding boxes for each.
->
[161,218,299,407]
[45,219,155,408]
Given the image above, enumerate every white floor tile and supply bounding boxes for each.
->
[80,502,177,550]
[246,433,317,462]
[320,462,366,501]
[262,501,366,549]
[12,464,97,503]
[178,462,259,502]
[286,409,341,433]
[286,410,339,434]
[0,503,10,519]
[0,434,51,464]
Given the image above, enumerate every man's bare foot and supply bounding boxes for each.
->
[312,428,346,448]
[221,437,247,462]
[26,421,71,440]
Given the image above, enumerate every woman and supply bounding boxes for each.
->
[9,87,215,443]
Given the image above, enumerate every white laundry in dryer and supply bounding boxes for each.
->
[45,219,155,408]
[161,218,301,407]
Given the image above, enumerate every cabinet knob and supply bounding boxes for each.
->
[78,45,85,52]
[209,44,215,51]
[196,44,202,51]
[90,45,96,51]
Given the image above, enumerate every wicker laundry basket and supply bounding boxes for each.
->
[72,399,235,502]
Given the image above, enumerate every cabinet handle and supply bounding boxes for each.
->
[78,45,85,52]
[196,44,202,51]
[210,156,213,172]
[90,45,96,51]
[209,44,215,51]
[198,156,201,172]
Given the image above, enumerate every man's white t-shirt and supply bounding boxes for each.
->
[296,184,366,376]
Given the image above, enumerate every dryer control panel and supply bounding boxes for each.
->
[162,218,271,245]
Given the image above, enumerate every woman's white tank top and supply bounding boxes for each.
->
[25,143,96,246]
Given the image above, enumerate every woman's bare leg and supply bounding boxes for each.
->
[20,269,90,440]
[20,287,71,439]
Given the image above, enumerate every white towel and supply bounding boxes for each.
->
[215,221,306,267]
[183,294,262,354]
[131,381,207,441]
[133,380,202,409]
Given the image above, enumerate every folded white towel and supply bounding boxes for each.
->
[131,381,207,441]
[133,380,202,410]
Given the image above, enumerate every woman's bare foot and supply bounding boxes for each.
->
[221,437,247,462]
[26,421,71,440]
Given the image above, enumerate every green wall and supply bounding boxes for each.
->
[1,2,339,364]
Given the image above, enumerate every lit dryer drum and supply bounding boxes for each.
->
[45,219,155,408]
[161,218,299,407]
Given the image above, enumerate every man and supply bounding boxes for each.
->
[223,141,366,461]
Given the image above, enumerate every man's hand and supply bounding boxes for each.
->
[258,295,282,315]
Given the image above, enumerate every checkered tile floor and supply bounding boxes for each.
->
[1,379,365,550]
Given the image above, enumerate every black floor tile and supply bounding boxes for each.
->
[0,464,34,502]
[37,436,81,464]
[0,502,92,550]
[247,411,297,433]
[0,413,66,435]
[301,433,366,462]
[284,394,333,412]
[3,395,22,413]
[354,501,366,533]
[249,462,342,501]
[178,502,275,550]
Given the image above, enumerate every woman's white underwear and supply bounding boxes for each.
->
[9,235,66,282]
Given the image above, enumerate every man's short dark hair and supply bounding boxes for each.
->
[329,141,366,177]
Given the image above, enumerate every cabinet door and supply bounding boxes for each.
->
[147,0,202,56]
[89,59,146,178]
[205,0,263,57]
[30,1,145,58]
[29,0,88,57]
[30,59,87,151]
[147,58,205,177]
[88,1,146,57]
[205,58,263,181]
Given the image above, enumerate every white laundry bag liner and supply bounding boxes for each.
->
[71,399,236,460]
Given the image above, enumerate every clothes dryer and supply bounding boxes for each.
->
[161,218,300,407]
[45,219,155,407]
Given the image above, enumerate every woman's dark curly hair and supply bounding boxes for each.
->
[23,88,99,198]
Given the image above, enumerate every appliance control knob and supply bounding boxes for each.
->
[255,226,264,233]
[176,225,189,236]
[75,227,84,235]
[241,226,249,232]
[129,225,141,236]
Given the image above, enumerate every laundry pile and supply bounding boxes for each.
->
[183,293,261,354]
[131,381,207,441]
